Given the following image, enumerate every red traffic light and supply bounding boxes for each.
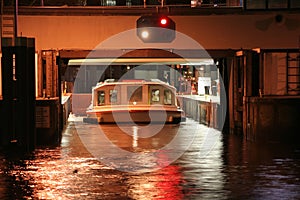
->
[136,15,176,43]
[160,17,168,26]
[136,15,175,29]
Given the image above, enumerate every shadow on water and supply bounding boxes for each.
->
[0,118,300,199]
[221,133,300,200]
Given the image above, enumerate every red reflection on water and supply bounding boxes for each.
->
[154,165,184,200]
[127,149,185,199]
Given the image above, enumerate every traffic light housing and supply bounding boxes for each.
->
[136,15,176,43]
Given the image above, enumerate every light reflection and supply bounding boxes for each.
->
[127,165,184,200]
[100,123,179,152]
[132,126,138,148]
[176,130,226,199]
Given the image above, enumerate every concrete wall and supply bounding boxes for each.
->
[16,13,300,51]
[264,52,287,95]
[245,96,300,142]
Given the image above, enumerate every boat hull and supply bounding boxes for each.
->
[84,105,185,124]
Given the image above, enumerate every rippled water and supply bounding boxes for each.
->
[0,118,300,199]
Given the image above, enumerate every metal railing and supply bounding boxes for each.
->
[3,0,300,9]
[244,0,300,10]
[2,0,234,7]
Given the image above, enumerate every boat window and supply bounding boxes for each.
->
[151,89,160,102]
[109,89,118,103]
[164,89,172,105]
[127,86,142,103]
[97,91,105,105]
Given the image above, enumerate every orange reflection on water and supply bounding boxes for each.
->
[100,124,179,152]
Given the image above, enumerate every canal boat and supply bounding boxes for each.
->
[84,79,185,124]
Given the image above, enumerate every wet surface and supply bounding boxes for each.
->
[1,118,300,199]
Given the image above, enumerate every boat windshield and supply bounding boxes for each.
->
[109,89,118,104]
[127,86,143,103]
[151,89,160,102]
[97,91,105,105]
[164,89,172,105]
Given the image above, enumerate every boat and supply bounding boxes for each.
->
[84,79,185,124]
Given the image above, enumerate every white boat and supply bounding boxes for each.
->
[84,79,185,124]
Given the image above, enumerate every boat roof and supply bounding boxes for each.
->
[93,79,176,91]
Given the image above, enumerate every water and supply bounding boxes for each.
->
[0,118,300,199]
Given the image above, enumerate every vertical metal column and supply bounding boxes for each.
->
[25,38,36,150]
[0,38,14,146]
[242,51,260,139]
[0,37,36,151]
[14,0,18,39]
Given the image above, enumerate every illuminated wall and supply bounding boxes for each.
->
[15,13,300,51]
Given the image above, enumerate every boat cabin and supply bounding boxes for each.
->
[91,79,178,107]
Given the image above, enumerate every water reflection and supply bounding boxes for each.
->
[175,130,226,199]
[127,165,184,200]
[223,134,300,200]
[75,120,197,172]
[132,126,138,148]
[0,118,299,199]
